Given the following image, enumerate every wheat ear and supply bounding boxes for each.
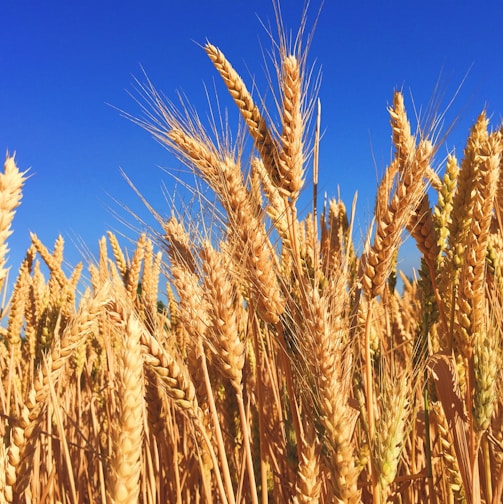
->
[445,113,490,328]
[125,233,147,298]
[434,154,460,273]
[361,139,432,298]
[374,374,409,501]
[0,155,28,291]
[252,157,290,244]
[6,252,31,363]
[107,231,128,278]
[455,130,502,359]
[302,283,360,503]
[431,402,466,502]
[294,420,321,504]
[108,311,144,504]
[30,233,68,289]
[204,43,279,180]
[278,54,304,200]
[201,241,261,502]
[388,92,416,169]
[201,241,244,390]
[361,92,434,298]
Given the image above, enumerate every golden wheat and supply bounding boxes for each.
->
[2,7,503,503]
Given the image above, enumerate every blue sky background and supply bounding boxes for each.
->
[1,1,502,285]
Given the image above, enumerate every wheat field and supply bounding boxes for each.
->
[1,7,503,504]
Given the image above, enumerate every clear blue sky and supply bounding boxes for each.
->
[1,1,502,282]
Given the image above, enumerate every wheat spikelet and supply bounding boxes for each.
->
[250,161,264,212]
[139,239,163,332]
[51,234,64,265]
[95,235,110,287]
[0,155,28,290]
[487,222,503,292]
[425,164,443,190]
[23,259,41,369]
[140,238,158,306]
[25,259,50,367]
[320,197,351,277]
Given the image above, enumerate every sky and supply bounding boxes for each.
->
[1,1,503,285]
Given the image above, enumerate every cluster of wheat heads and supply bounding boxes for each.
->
[2,14,503,504]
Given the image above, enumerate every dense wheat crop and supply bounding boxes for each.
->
[1,6,503,504]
